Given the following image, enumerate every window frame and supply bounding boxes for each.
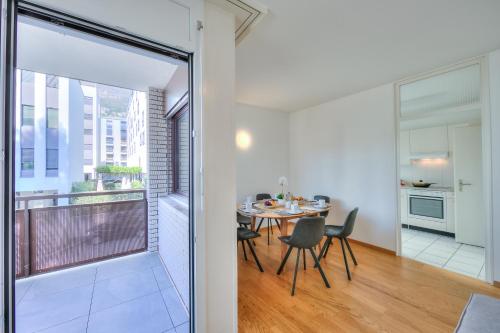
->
[45,74,59,89]
[20,148,35,177]
[172,104,189,196]
[21,104,34,126]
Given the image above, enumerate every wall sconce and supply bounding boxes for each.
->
[236,129,252,150]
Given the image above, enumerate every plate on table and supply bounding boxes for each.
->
[301,206,323,211]
[275,210,302,216]
[239,207,264,214]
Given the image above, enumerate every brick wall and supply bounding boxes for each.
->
[148,88,190,312]
[147,87,172,251]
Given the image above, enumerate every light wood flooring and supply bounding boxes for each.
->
[238,226,500,333]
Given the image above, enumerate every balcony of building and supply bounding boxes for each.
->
[14,190,188,333]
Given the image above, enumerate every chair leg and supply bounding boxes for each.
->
[256,218,264,232]
[323,239,333,258]
[340,238,351,280]
[317,237,332,264]
[267,221,270,245]
[309,248,331,288]
[344,238,358,265]
[277,245,293,275]
[303,248,306,270]
[246,240,264,272]
[291,248,301,296]
[241,240,248,261]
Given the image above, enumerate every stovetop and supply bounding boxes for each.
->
[401,186,454,192]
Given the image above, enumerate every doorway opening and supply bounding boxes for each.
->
[3,3,194,333]
[396,60,491,281]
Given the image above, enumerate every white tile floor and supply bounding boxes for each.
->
[15,252,189,333]
[401,228,485,280]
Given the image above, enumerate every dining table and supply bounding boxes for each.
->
[237,200,333,258]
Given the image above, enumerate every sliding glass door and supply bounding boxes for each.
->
[2,2,195,332]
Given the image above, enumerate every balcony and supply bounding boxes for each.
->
[14,190,188,333]
[15,189,148,278]
[15,252,188,333]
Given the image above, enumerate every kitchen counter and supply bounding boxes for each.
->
[401,186,454,192]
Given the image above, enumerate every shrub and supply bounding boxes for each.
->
[96,165,142,174]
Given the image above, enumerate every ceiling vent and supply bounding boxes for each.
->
[209,0,267,44]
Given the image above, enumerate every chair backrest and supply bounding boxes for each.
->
[236,212,250,224]
[314,195,331,217]
[340,207,359,237]
[287,216,325,248]
[313,195,330,203]
[256,193,272,200]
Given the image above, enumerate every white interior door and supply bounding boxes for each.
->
[453,125,484,246]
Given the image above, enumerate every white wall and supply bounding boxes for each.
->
[202,3,237,332]
[289,84,398,251]
[236,103,289,203]
[489,49,500,282]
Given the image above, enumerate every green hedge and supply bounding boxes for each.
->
[96,165,142,174]
[71,181,96,193]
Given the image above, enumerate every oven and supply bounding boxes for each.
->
[407,190,446,223]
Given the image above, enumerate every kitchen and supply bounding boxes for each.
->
[398,63,486,280]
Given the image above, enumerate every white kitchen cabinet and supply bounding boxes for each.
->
[410,126,449,153]
[400,130,411,165]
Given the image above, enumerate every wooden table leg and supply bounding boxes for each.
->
[251,216,256,231]
[280,218,289,258]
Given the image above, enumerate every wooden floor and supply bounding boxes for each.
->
[238,227,500,333]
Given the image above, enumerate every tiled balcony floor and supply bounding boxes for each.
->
[15,252,189,333]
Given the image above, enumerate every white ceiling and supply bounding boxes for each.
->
[17,17,181,91]
[236,0,500,112]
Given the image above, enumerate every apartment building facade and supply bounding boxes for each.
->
[100,117,128,166]
[127,90,148,172]
[15,69,84,198]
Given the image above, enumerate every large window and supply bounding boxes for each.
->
[21,70,34,83]
[46,107,59,176]
[20,148,34,176]
[46,107,58,128]
[173,106,189,195]
[21,105,34,126]
[20,70,35,177]
[46,74,59,88]
[106,119,113,136]
[120,120,127,141]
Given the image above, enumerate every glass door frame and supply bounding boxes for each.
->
[394,57,494,284]
[2,1,196,332]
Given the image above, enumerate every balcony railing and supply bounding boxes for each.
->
[15,189,148,278]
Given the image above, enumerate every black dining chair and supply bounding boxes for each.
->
[317,208,359,280]
[255,193,281,245]
[277,216,330,295]
[237,211,251,229]
[313,195,331,218]
[237,212,256,246]
[237,227,264,272]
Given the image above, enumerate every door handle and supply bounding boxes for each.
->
[458,179,472,192]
